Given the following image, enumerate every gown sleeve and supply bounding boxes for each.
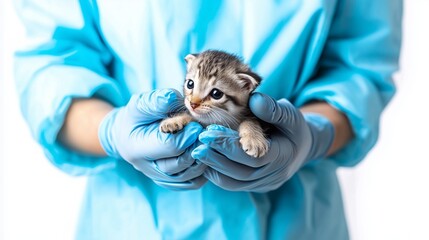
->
[295,0,403,166]
[14,0,126,175]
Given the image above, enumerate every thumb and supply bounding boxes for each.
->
[129,88,184,123]
[249,93,294,126]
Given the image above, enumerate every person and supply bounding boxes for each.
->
[14,0,402,239]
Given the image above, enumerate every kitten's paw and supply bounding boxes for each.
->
[159,118,185,133]
[240,134,269,158]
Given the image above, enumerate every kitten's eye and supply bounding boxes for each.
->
[210,88,224,100]
[186,80,194,89]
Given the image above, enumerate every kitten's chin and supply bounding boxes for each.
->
[189,109,205,119]
[188,110,209,125]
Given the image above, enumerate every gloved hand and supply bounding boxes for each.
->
[191,93,335,192]
[98,89,207,190]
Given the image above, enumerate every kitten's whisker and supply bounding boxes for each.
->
[210,107,240,130]
[168,100,182,107]
[207,111,221,127]
[211,106,240,129]
[210,111,227,128]
[168,102,187,113]
[177,106,187,113]
[210,110,227,126]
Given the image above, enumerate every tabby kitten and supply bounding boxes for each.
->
[160,50,269,158]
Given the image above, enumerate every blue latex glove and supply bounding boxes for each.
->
[192,93,335,192]
[99,89,207,190]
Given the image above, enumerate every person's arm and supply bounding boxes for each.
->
[15,0,125,175]
[300,101,353,156]
[58,98,113,156]
[15,1,207,189]
[294,0,402,166]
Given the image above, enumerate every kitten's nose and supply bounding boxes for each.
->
[190,102,200,109]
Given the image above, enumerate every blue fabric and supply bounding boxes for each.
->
[14,0,402,239]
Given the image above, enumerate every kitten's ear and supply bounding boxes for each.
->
[185,54,198,66]
[237,72,262,92]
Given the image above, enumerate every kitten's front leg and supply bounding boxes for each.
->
[239,119,269,158]
[160,112,194,133]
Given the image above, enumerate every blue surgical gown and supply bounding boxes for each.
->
[14,0,402,239]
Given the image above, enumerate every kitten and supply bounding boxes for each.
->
[160,50,269,158]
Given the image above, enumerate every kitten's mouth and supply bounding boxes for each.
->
[185,101,206,117]
[188,108,205,117]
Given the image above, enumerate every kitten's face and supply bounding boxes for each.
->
[183,51,261,129]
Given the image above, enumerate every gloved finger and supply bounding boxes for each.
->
[153,176,208,190]
[203,168,284,192]
[192,144,257,180]
[154,159,208,182]
[154,147,196,175]
[133,158,207,183]
[197,124,287,168]
[129,88,185,124]
[136,121,203,160]
[197,125,266,167]
[249,92,296,126]
[193,143,284,181]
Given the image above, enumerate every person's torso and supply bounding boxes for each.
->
[77,1,349,239]
[96,0,336,101]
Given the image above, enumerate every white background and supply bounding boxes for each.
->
[1,1,429,239]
